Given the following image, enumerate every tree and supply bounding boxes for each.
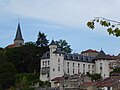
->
[36,31,49,47]
[86,72,102,81]
[0,48,6,61]
[0,62,17,89]
[110,67,120,73]
[87,17,120,37]
[56,39,72,53]
[5,44,49,73]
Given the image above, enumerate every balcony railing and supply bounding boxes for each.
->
[41,67,50,75]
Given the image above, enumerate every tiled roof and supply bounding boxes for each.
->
[81,49,99,53]
[51,77,63,81]
[6,44,16,48]
[95,77,120,87]
[80,82,94,86]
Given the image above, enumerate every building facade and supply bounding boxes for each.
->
[40,40,119,82]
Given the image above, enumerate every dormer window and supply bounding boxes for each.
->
[65,56,68,59]
[81,57,83,61]
[47,53,49,57]
[76,57,78,60]
[71,56,73,59]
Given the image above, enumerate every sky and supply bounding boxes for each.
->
[0,0,120,55]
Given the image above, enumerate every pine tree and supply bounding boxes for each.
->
[36,31,49,47]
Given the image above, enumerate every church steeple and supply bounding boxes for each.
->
[14,22,24,47]
[14,23,23,40]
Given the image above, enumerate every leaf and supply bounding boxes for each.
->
[96,19,99,22]
[107,28,113,35]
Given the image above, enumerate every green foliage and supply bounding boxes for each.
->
[36,31,49,47]
[0,62,17,89]
[0,48,6,61]
[110,67,120,73]
[5,44,49,73]
[86,72,102,81]
[15,73,39,89]
[56,39,72,53]
[87,17,120,37]
[39,80,51,87]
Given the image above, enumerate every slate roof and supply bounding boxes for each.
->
[53,48,65,54]
[49,40,56,45]
[14,23,24,41]
[41,51,50,59]
[93,50,110,60]
[41,49,95,63]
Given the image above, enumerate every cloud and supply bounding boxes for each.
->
[1,0,120,27]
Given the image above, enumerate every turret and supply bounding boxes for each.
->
[14,22,24,47]
[49,40,57,53]
[94,50,110,79]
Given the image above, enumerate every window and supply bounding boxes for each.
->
[47,54,49,57]
[92,71,94,74]
[42,61,44,66]
[71,56,73,59]
[88,70,90,73]
[59,54,61,56]
[92,65,94,69]
[78,63,80,68]
[100,63,102,69]
[47,73,49,78]
[83,70,85,74]
[81,57,83,61]
[45,61,47,67]
[67,68,69,73]
[53,68,55,71]
[73,68,75,74]
[88,65,90,69]
[58,58,60,62]
[76,57,78,60]
[78,69,80,74]
[65,56,67,59]
[48,61,49,65]
[58,67,60,71]
[83,64,85,68]
[73,63,75,67]
[67,62,69,67]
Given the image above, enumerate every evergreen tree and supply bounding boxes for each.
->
[36,31,49,47]
[56,39,72,53]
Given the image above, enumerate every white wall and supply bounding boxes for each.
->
[95,59,110,79]
[64,60,94,75]
[49,53,64,80]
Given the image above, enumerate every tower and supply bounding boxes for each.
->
[94,50,110,79]
[14,22,24,47]
[49,40,57,53]
[49,40,64,81]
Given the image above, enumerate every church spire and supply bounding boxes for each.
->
[14,22,24,47]
[14,22,24,41]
